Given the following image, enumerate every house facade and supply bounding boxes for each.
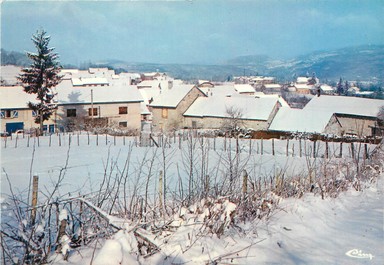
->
[149,84,206,132]
[0,86,57,134]
[56,79,143,131]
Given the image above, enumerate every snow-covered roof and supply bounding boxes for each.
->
[72,77,109,86]
[294,83,312,90]
[137,80,160,88]
[263,84,281,89]
[0,86,38,109]
[234,84,255,93]
[304,95,384,118]
[255,94,289,107]
[141,102,151,115]
[320,84,334,91]
[139,88,161,105]
[297,77,310,84]
[1,65,22,86]
[184,94,279,121]
[201,85,235,97]
[269,107,334,133]
[149,85,199,108]
[57,80,143,105]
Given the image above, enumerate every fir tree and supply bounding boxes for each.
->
[337,77,343,95]
[17,30,63,134]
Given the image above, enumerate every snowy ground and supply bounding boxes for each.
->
[1,134,382,264]
[48,175,383,265]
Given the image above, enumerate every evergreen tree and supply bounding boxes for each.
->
[344,80,350,94]
[17,30,62,134]
[337,77,343,95]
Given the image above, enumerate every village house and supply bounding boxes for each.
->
[183,93,283,130]
[269,95,384,137]
[319,84,335,95]
[0,85,57,134]
[234,84,255,95]
[55,77,144,132]
[148,84,206,132]
[1,66,145,134]
[262,83,282,94]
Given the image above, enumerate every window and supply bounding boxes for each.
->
[1,110,17,118]
[119,121,127,127]
[162,108,168,119]
[119,106,128,114]
[88,108,98,116]
[67,109,77,117]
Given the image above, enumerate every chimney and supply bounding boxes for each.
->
[168,80,173,89]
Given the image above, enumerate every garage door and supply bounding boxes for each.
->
[5,122,24,134]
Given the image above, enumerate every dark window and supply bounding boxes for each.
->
[67,109,77,117]
[119,107,128,114]
[119,121,127,127]
[88,108,98,116]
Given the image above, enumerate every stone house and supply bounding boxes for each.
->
[183,94,282,130]
[149,84,206,132]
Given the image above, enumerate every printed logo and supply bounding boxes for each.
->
[346,249,374,260]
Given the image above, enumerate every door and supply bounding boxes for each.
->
[5,122,24,134]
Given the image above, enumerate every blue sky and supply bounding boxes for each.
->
[1,0,383,65]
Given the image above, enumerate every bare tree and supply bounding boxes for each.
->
[222,106,244,136]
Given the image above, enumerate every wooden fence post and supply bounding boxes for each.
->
[286,139,289,156]
[292,143,295,157]
[272,138,275,156]
[325,141,329,159]
[242,170,248,196]
[15,135,18,148]
[339,142,343,158]
[87,132,90,145]
[249,138,252,155]
[49,134,52,147]
[59,133,61,146]
[364,143,369,160]
[299,139,302,157]
[27,135,30,147]
[179,134,181,149]
[77,133,79,146]
[351,142,355,159]
[313,140,316,158]
[158,170,163,217]
[96,133,99,146]
[31,175,39,225]
[261,138,264,155]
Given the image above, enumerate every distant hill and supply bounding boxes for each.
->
[2,45,383,83]
[1,49,30,66]
[265,45,384,82]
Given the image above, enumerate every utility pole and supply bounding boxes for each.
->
[91,89,94,121]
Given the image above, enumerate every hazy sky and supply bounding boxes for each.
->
[1,0,383,65]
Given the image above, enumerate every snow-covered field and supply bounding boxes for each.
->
[1,133,383,264]
[50,177,383,265]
